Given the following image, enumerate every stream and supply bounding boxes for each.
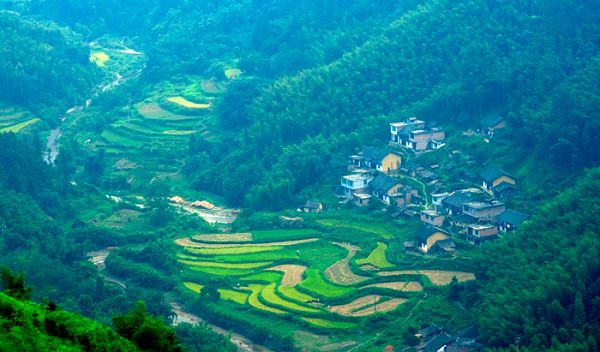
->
[170,303,275,352]
[43,56,145,164]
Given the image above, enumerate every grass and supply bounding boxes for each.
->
[167,96,211,109]
[183,282,204,293]
[240,272,283,283]
[278,286,318,304]
[185,245,284,256]
[299,269,355,298]
[178,260,273,269]
[252,229,320,242]
[260,283,321,313]
[218,289,249,304]
[355,242,394,269]
[90,51,110,67]
[246,284,287,315]
[0,118,40,133]
[301,318,356,329]
[296,242,348,270]
[316,219,393,239]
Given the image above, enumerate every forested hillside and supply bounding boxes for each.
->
[0,1,598,351]
[21,0,422,78]
[476,167,600,351]
[183,0,600,209]
[0,12,99,117]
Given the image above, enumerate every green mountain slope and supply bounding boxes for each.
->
[0,12,99,116]
[0,292,139,352]
[475,167,600,350]
[184,0,600,208]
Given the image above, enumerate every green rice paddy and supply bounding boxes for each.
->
[355,242,394,269]
[299,269,355,298]
[0,118,40,133]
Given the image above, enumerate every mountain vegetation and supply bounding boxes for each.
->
[0,12,99,118]
[0,0,598,351]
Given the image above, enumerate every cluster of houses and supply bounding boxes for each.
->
[330,116,528,254]
[414,167,529,253]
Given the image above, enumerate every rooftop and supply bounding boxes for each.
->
[463,200,505,210]
[354,193,372,200]
[480,114,504,128]
[421,209,442,217]
[416,225,449,242]
[497,209,530,225]
[370,174,401,192]
[480,167,514,183]
[343,174,371,182]
[467,223,497,230]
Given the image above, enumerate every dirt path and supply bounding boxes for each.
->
[325,243,369,285]
[170,302,274,352]
[329,295,382,316]
[265,265,307,286]
[175,237,319,248]
[377,270,475,285]
[192,233,253,243]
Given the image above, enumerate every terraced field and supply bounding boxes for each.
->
[80,73,225,187]
[176,229,477,332]
[0,106,40,134]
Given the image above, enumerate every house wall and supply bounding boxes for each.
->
[478,227,498,238]
[463,204,506,219]
[426,232,450,251]
[381,154,401,173]
[420,214,445,227]
[492,176,516,188]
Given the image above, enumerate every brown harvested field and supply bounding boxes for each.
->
[266,265,307,286]
[325,243,369,285]
[329,295,382,316]
[377,270,475,286]
[362,281,423,292]
[351,298,407,317]
[192,233,253,243]
[175,237,318,248]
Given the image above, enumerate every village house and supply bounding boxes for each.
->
[420,209,446,227]
[480,167,515,192]
[480,114,506,136]
[497,209,530,232]
[415,225,453,253]
[390,117,426,144]
[466,223,499,245]
[491,182,519,199]
[432,192,451,210]
[417,325,484,352]
[390,117,446,151]
[341,173,373,196]
[301,200,323,213]
[406,128,446,151]
[442,192,475,216]
[352,193,372,207]
[369,174,404,206]
[349,147,402,173]
[461,200,505,221]
[401,160,424,177]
